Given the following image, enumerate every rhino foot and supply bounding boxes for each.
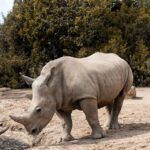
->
[104,122,120,130]
[57,135,75,143]
[91,133,104,139]
[91,129,106,139]
[111,123,120,129]
[81,131,105,140]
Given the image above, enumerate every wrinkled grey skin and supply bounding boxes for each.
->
[10,52,133,142]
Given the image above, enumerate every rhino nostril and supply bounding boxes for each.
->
[31,128,37,134]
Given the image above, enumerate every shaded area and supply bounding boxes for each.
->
[48,122,150,147]
[131,96,143,100]
[106,122,150,140]
[0,136,30,150]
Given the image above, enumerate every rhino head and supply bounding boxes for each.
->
[10,67,56,135]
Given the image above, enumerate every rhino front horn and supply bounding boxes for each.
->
[9,114,28,125]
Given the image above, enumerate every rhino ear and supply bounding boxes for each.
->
[43,67,56,86]
[20,73,35,85]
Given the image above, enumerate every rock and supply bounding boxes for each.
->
[126,86,136,99]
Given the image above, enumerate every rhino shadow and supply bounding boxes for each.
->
[132,96,143,100]
[0,136,30,150]
[49,122,150,147]
[105,122,150,140]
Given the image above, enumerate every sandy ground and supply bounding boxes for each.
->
[0,87,150,150]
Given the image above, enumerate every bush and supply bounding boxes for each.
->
[0,0,150,88]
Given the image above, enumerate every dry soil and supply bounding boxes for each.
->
[0,88,150,150]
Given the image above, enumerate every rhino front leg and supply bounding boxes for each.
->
[56,110,74,142]
[80,99,104,139]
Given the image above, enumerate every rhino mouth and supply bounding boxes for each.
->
[28,127,42,135]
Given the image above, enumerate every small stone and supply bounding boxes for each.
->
[126,86,136,99]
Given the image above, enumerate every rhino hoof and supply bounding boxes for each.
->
[91,132,105,139]
[57,135,75,143]
[104,123,120,130]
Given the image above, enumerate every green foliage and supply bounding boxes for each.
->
[0,53,27,88]
[0,0,150,88]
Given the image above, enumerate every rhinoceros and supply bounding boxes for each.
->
[10,52,133,142]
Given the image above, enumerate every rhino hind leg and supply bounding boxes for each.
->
[80,99,105,139]
[56,110,74,143]
[104,90,126,129]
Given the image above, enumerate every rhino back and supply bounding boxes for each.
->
[74,53,131,104]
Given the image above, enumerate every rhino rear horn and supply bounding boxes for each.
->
[20,73,35,85]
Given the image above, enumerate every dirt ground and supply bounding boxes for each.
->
[0,87,150,150]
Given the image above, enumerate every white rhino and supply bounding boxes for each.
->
[10,52,133,142]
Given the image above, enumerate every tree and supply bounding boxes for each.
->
[0,0,150,88]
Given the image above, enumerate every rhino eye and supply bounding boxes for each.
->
[36,107,41,113]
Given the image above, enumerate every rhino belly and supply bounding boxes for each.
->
[97,83,124,108]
